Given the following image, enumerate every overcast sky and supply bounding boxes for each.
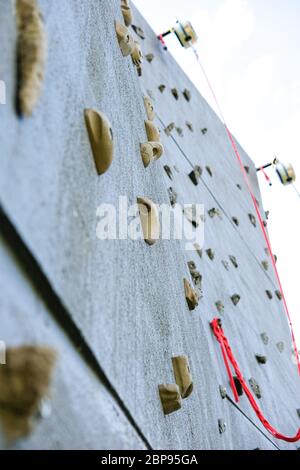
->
[133,0,300,346]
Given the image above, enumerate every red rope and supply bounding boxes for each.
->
[260,166,272,186]
[192,48,300,374]
[211,319,300,443]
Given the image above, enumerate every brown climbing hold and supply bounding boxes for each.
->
[215,301,225,315]
[172,356,193,399]
[229,255,238,268]
[171,88,179,100]
[249,378,262,399]
[121,0,133,26]
[206,166,213,177]
[158,84,166,93]
[140,142,164,168]
[164,122,175,136]
[145,120,160,142]
[233,376,243,396]
[248,214,257,227]
[260,332,269,345]
[84,109,114,175]
[137,197,160,245]
[275,290,283,300]
[232,217,239,226]
[276,342,285,353]
[183,89,191,101]
[0,346,56,441]
[231,294,241,306]
[206,249,215,261]
[158,384,182,415]
[145,53,154,63]
[189,166,203,186]
[143,95,155,121]
[16,0,47,117]
[184,278,199,311]
[266,290,273,300]
[186,121,194,132]
[261,261,269,271]
[188,261,202,288]
[115,21,135,56]
[201,128,208,135]
[168,187,178,207]
[131,24,145,39]
[255,355,267,365]
[164,165,173,180]
[131,40,143,75]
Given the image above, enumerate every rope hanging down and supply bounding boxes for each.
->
[211,318,300,443]
[192,47,300,374]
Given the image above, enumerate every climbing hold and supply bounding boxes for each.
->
[249,378,262,399]
[158,84,166,93]
[145,120,160,142]
[194,243,203,258]
[131,40,143,75]
[158,384,182,415]
[168,187,178,207]
[205,166,213,177]
[172,356,193,399]
[186,121,194,132]
[248,214,257,227]
[16,0,47,117]
[275,290,283,301]
[229,255,238,269]
[255,355,267,365]
[131,24,145,40]
[184,206,201,228]
[164,122,175,136]
[273,254,278,263]
[201,128,208,135]
[231,294,241,306]
[297,409,300,419]
[232,217,239,226]
[237,184,242,190]
[115,21,135,56]
[140,142,164,168]
[233,376,243,396]
[244,166,250,174]
[171,88,179,100]
[183,89,191,102]
[266,290,273,300]
[260,332,269,345]
[208,208,221,219]
[219,385,227,399]
[188,261,202,289]
[218,419,227,434]
[145,53,154,63]
[84,109,114,175]
[137,197,160,245]
[143,95,155,121]
[120,0,133,27]
[222,260,230,271]
[189,166,202,186]
[215,301,225,315]
[176,126,183,137]
[184,278,199,311]
[261,261,269,271]
[164,165,173,180]
[206,249,215,261]
[0,346,56,441]
[276,342,285,353]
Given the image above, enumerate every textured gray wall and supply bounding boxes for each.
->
[0,0,299,449]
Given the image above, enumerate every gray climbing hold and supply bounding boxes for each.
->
[183,89,191,101]
[233,376,243,396]
[145,53,154,63]
[231,294,241,306]
[201,128,208,135]
[219,385,227,399]
[297,409,300,419]
[168,187,178,207]
[262,260,269,271]
[232,217,239,226]
[275,290,283,301]
[229,255,238,268]
[266,290,273,300]
[249,378,262,399]
[131,24,145,39]
[260,332,269,345]
[194,243,203,259]
[248,214,257,227]
[244,166,250,174]
[164,122,175,136]
[158,84,166,93]
[206,249,215,261]
[164,165,173,180]
[188,261,202,289]
[171,88,179,100]
[208,208,221,219]
[184,278,199,311]
[218,419,227,434]
[206,166,213,177]
[222,260,230,271]
[176,126,183,137]
[186,121,194,132]
[276,342,285,353]
[255,355,267,365]
[237,184,242,190]
[189,166,202,186]
[215,301,224,315]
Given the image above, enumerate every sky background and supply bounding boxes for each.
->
[133,0,300,345]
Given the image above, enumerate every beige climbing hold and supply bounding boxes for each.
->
[143,95,155,121]
[261,260,269,271]
[172,356,193,399]
[84,109,114,175]
[115,21,135,56]
[131,40,143,75]
[144,120,160,142]
[120,0,133,27]
[184,278,199,311]
[16,0,47,116]
[158,384,182,415]
[140,142,164,168]
[137,197,160,245]
[0,346,56,441]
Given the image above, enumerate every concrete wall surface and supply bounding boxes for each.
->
[0,0,299,450]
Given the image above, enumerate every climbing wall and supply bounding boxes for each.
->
[0,0,299,450]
